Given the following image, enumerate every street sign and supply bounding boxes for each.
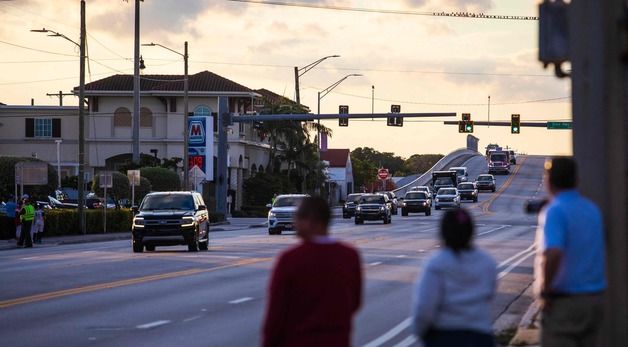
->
[99,172,113,188]
[127,170,140,187]
[547,121,573,129]
[377,168,390,180]
[15,162,48,185]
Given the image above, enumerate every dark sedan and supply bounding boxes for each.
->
[457,182,479,202]
[475,174,496,192]
[401,191,432,216]
[343,193,363,219]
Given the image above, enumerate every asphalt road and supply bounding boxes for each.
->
[0,155,546,347]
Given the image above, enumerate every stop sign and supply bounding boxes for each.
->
[377,168,389,180]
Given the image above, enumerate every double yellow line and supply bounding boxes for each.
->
[480,156,527,214]
[0,257,270,309]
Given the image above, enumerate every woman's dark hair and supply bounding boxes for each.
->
[546,157,577,190]
[440,208,474,253]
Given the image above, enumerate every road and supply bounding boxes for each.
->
[0,155,546,347]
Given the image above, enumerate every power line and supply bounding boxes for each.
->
[0,39,77,57]
[226,0,539,21]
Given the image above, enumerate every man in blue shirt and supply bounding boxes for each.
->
[535,157,606,347]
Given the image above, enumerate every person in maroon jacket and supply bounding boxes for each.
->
[262,196,363,347]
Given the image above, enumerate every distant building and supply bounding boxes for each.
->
[320,148,354,203]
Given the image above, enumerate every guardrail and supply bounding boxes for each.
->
[392,148,481,197]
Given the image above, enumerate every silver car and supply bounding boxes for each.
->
[267,194,308,235]
[434,188,461,210]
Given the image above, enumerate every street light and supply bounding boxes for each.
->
[55,139,62,189]
[294,55,340,105]
[31,0,86,234]
[142,41,189,190]
[316,74,363,149]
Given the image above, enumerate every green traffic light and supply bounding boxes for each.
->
[512,126,519,133]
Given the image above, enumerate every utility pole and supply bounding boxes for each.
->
[567,0,627,344]
[316,74,363,148]
[78,0,86,234]
[132,0,141,164]
[294,67,300,105]
[294,55,340,104]
[371,85,375,116]
[46,90,73,106]
[216,96,229,215]
[487,95,491,127]
[183,41,189,190]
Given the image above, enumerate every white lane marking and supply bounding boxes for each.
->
[498,250,536,280]
[498,244,535,267]
[136,320,171,329]
[418,249,425,253]
[88,337,96,341]
[393,335,417,347]
[229,297,253,304]
[477,225,509,236]
[396,255,407,258]
[20,257,41,260]
[369,261,383,266]
[362,317,412,347]
[183,315,202,322]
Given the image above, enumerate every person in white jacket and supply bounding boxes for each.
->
[412,208,497,347]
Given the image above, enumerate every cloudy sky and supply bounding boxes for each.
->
[0,0,571,157]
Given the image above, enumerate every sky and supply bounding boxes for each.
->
[0,0,572,157]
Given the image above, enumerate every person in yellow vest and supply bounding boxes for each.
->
[17,195,34,248]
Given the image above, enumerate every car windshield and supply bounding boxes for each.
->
[360,195,385,204]
[405,192,427,200]
[438,188,456,195]
[141,195,195,210]
[478,176,492,181]
[416,187,428,192]
[346,194,362,203]
[434,178,453,185]
[491,154,507,162]
[458,184,474,190]
[273,196,305,207]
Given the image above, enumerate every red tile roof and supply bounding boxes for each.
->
[77,71,252,93]
[320,149,350,167]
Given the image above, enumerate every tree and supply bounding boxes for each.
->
[92,172,130,202]
[243,172,296,206]
[140,167,180,191]
[404,154,444,174]
[351,147,406,176]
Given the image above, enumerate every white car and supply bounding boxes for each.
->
[266,194,308,235]
[434,188,461,210]
[449,166,469,183]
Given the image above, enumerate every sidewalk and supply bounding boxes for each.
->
[0,218,268,251]
[507,301,541,347]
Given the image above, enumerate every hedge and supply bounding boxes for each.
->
[44,209,132,235]
[140,167,181,191]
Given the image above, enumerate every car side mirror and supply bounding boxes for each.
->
[131,206,139,215]
[198,205,207,211]
[266,203,272,209]
[398,197,404,201]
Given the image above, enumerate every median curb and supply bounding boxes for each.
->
[508,301,541,346]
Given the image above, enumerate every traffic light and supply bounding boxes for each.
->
[339,105,349,127]
[511,114,521,134]
[387,104,403,127]
[458,113,473,133]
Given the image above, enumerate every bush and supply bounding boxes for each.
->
[134,177,152,203]
[44,209,132,235]
[92,172,130,202]
[243,172,296,206]
[140,167,180,191]
[0,157,58,198]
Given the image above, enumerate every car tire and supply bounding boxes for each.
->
[343,214,350,219]
[268,228,278,235]
[492,188,496,192]
[355,219,363,225]
[474,197,478,203]
[188,233,199,252]
[145,245,155,252]
[401,209,408,217]
[435,206,441,210]
[199,228,209,251]
[132,241,143,253]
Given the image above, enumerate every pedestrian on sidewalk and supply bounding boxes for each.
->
[535,157,606,347]
[412,208,497,347]
[17,195,34,248]
[31,202,45,244]
[4,196,17,241]
[261,196,362,347]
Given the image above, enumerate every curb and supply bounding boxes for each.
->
[509,301,541,346]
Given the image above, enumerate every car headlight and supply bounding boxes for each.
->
[380,206,385,212]
[268,211,276,218]
[356,206,362,212]
[133,217,144,228]
[435,197,439,202]
[181,216,195,227]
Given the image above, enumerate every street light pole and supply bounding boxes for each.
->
[294,55,340,104]
[142,41,189,190]
[55,139,62,189]
[316,74,363,148]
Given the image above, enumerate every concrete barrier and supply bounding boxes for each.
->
[393,148,481,197]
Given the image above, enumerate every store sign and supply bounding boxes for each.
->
[188,115,214,181]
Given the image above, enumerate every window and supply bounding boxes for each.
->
[194,105,211,117]
[140,107,153,127]
[25,118,61,138]
[34,119,52,137]
[114,107,132,127]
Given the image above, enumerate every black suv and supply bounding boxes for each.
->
[131,192,209,253]
[401,191,432,216]
[354,194,392,225]
[343,193,363,219]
